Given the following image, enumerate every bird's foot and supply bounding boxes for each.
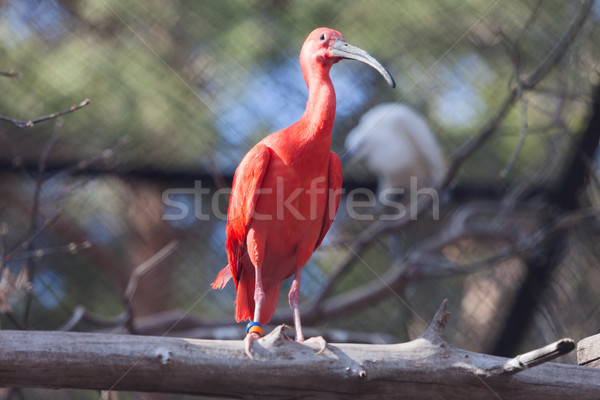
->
[244,332,262,359]
[298,335,327,355]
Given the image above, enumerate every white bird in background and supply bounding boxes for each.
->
[344,103,445,194]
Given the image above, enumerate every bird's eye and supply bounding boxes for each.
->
[319,34,326,41]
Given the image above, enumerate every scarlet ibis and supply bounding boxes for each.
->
[345,103,444,194]
[212,27,395,357]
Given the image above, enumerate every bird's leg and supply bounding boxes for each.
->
[289,268,327,355]
[289,269,304,341]
[244,228,267,359]
[244,265,265,358]
[252,269,265,323]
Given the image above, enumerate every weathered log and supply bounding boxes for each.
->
[0,301,596,399]
[578,333,600,368]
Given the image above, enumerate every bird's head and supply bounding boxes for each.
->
[300,28,346,65]
[300,27,396,88]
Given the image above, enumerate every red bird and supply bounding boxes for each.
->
[212,27,395,357]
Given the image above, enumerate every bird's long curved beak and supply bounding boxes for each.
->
[332,39,396,88]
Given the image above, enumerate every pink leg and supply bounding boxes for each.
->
[244,229,265,359]
[244,265,264,358]
[252,265,265,323]
[289,268,327,354]
[289,268,304,341]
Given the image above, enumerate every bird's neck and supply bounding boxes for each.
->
[273,62,336,171]
[299,65,336,144]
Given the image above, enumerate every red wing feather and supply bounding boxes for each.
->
[314,152,343,249]
[224,144,271,289]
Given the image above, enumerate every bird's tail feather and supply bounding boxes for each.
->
[235,278,253,322]
[260,282,282,325]
[211,265,232,290]
[234,279,282,325]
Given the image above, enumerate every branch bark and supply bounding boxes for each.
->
[0,301,596,399]
[0,98,90,128]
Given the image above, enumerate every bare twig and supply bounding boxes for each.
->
[402,200,538,276]
[0,71,22,78]
[21,171,43,326]
[419,299,450,344]
[10,212,63,255]
[501,50,529,177]
[39,119,63,175]
[17,126,70,327]
[0,98,90,128]
[521,0,592,91]
[0,223,7,268]
[57,306,86,331]
[9,241,92,262]
[2,134,128,328]
[58,240,179,333]
[417,301,573,388]
[58,305,129,332]
[123,240,179,301]
[3,312,25,331]
[515,0,545,48]
[70,136,130,174]
[0,211,65,318]
[38,136,131,209]
[490,338,575,375]
[14,118,70,328]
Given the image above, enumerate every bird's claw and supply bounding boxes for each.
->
[244,332,261,359]
[300,335,327,355]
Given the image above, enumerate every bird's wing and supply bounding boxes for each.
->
[226,144,271,288]
[314,152,343,249]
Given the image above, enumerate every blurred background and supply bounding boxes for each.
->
[1,0,600,398]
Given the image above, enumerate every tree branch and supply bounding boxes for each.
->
[291,208,600,326]
[0,71,21,78]
[498,338,575,375]
[123,239,179,301]
[57,305,129,332]
[0,301,594,399]
[58,239,179,333]
[0,98,91,128]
